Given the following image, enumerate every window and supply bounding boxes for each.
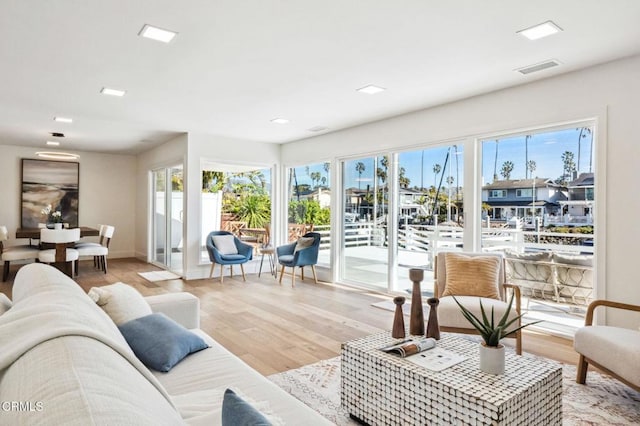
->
[490,190,507,198]
[481,124,595,334]
[287,162,331,267]
[516,189,532,197]
[200,165,271,263]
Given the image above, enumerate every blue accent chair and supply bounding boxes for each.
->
[276,232,320,287]
[206,231,253,283]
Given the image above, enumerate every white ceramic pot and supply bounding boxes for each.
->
[479,343,505,375]
[54,223,63,230]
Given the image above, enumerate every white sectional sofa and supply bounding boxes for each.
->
[0,263,331,425]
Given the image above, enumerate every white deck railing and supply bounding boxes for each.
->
[312,222,593,260]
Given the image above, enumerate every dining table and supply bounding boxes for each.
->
[16,226,100,239]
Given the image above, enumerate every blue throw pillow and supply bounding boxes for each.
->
[118,313,209,372]
[222,389,272,426]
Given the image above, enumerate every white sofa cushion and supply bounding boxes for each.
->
[155,331,332,425]
[88,282,152,325]
[439,295,520,333]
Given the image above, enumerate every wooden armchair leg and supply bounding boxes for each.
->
[301,266,304,281]
[516,330,522,355]
[291,268,296,287]
[279,265,285,285]
[240,263,246,281]
[576,355,588,384]
[209,262,215,278]
[102,256,108,274]
[311,265,318,284]
[220,263,224,284]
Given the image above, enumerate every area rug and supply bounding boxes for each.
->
[137,270,181,282]
[268,356,640,425]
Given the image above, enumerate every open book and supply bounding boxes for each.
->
[380,338,436,357]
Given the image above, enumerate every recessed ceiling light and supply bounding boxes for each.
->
[100,87,126,97]
[138,24,177,43]
[271,118,290,124]
[356,84,386,95]
[46,141,60,146]
[517,21,562,40]
[53,116,73,123]
[35,151,80,160]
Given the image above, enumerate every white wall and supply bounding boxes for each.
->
[281,54,640,328]
[0,145,136,258]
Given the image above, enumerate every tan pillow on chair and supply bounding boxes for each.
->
[442,253,501,299]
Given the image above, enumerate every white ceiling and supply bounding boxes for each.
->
[1,1,639,155]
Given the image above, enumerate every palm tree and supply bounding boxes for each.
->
[561,151,576,184]
[501,161,514,180]
[355,162,365,190]
[323,162,331,184]
[433,164,442,188]
[576,127,592,173]
[399,167,410,188]
[310,171,321,188]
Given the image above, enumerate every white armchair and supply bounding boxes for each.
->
[574,300,640,392]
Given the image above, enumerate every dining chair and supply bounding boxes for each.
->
[38,228,81,278]
[434,251,523,354]
[1,225,39,281]
[75,225,114,274]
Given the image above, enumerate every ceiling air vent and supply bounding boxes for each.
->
[308,126,329,133]
[516,59,560,75]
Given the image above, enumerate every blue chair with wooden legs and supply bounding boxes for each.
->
[276,232,320,287]
[206,231,253,284]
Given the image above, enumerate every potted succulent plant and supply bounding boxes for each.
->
[453,294,541,374]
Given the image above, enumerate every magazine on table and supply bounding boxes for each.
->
[380,337,466,372]
[380,337,437,357]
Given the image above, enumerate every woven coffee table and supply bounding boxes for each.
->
[341,332,562,425]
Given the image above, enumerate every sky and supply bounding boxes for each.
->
[302,126,593,189]
[237,126,594,191]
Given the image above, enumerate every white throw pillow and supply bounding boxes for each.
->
[87,282,152,326]
[212,235,238,255]
[0,293,11,315]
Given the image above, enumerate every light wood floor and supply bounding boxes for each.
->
[1,258,581,376]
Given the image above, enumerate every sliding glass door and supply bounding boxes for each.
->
[151,165,184,274]
[340,156,389,289]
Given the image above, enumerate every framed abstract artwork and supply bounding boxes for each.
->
[21,159,80,228]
